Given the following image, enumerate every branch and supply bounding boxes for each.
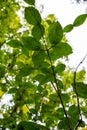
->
[74,119,83,130]
[73,54,87,129]
[75,54,87,72]
[44,41,72,130]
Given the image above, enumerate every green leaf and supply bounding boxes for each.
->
[34,74,47,85]
[73,14,87,27]
[22,46,29,56]
[69,105,79,117]
[0,83,7,92]
[40,68,54,82]
[7,40,22,48]
[55,63,66,74]
[32,51,47,67]
[18,65,33,77]
[32,24,45,40]
[46,119,54,128]
[22,82,35,89]
[58,118,68,129]
[63,24,73,32]
[17,121,46,130]
[29,108,37,114]
[50,42,72,60]
[68,105,79,128]
[24,0,35,5]
[22,36,41,50]
[74,82,87,99]
[57,80,63,89]
[61,93,70,104]
[25,7,41,25]
[48,22,63,44]
[81,106,87,118]
[37,85,43,93]
[56,108,64,120]
[33,67,54,84]
[8,88,17,94]
[0,64,6,78]
[49,94,58,102]
[38,62,50,70]
[34,72,54,85]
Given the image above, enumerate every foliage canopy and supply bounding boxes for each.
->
[0,0,87,130]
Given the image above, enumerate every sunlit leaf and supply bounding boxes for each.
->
[73,14,87,27]
[0,90,4,97]
[25,7,41,25]
[50,42,72,60]
[24,0,35,5]
[46,14,56,23]
[22,105,29,114]
[32,24,45,40]
[48,22,63,44]
[22,36,41,50]
[63,24,73,32]
[82,105,87,118]
[82,127,87,130]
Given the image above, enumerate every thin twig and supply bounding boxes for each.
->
[73,54,87,130]
[75,54,87,72]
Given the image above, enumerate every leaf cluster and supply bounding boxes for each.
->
[0,0,87,130]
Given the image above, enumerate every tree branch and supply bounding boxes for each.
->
[44,41,72,130]
[74,119,83,130]
[73,54,87,130]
